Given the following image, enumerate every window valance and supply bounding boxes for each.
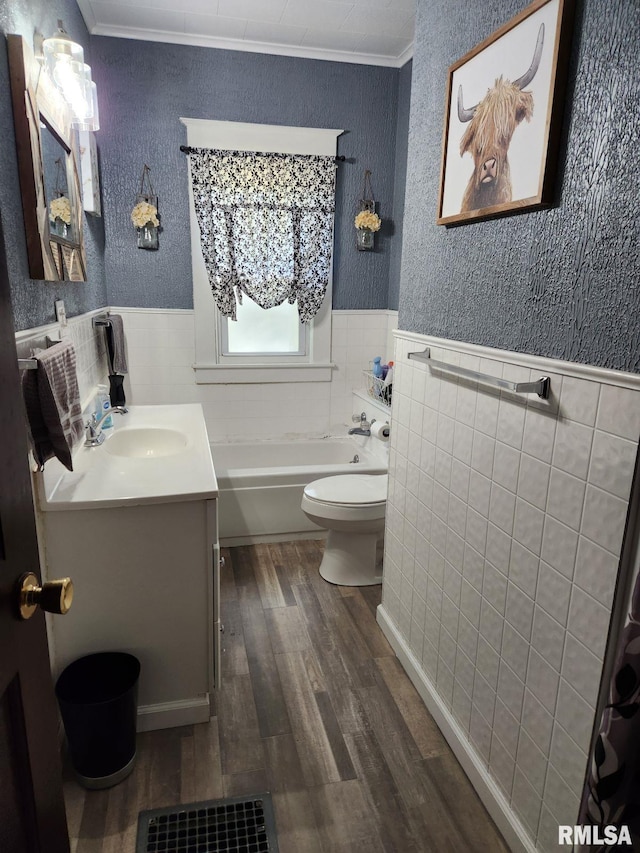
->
[187,148,336,323]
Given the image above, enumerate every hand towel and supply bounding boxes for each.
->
[109,374,126,408]
[22,341,84,471]
[105,314,128,374]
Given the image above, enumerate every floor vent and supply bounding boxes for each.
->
[136,793,279,853]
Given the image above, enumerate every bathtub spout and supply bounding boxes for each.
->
[348,427,371,436]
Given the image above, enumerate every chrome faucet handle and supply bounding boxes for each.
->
[352,411,370,427]
[85,413,98,438]
[84,413,106,446]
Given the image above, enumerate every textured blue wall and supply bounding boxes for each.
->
[92,37,401,311]
[400,0,640,372]
[0,0,107,330]
[388,59,412,312]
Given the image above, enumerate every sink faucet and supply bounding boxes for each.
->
[348,411,372,436]
[84,406,128,447]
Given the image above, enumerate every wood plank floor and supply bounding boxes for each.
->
[65,540,509,852]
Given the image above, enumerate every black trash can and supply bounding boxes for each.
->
[55,652,140,790]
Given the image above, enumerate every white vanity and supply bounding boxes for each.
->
[35,404,220,732]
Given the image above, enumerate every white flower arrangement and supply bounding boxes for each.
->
[354,210,381,232]
[131,200,159,229]
[49,195,72,225]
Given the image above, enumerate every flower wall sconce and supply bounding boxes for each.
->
[354,169,381,251]
[131,164,160,250]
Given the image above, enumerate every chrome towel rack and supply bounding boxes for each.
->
[408,348,550,399]
[92,314,112,327]
[18,358,37,370]
[92,314,115,373]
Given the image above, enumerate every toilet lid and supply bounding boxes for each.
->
[304,474,387,505]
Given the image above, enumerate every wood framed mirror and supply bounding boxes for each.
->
[7,34,87,281]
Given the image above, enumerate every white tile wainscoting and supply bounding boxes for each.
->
[377,331,640,853]
[15,309,110,412]
[115,307,397,441]
[15,307,397,441]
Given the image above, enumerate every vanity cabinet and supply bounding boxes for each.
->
[35,404,221,733]
[41,498,221,731]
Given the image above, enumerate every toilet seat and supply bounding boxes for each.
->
[303,474,387,506]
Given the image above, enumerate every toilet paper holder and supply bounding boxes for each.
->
[370,420,390,442]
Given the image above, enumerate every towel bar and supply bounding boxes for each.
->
[408,348,550,399]
[18,358,38,370]
[92,315,112,327]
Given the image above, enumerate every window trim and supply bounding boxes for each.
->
[181,118,342,384]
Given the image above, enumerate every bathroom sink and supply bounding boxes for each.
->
[104,427,189,458]
[39,405,218,511]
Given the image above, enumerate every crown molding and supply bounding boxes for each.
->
[87,24,412,68]
[76,0,97,31]
[396,42,414,67]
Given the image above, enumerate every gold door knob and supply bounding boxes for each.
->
[17,572,74,620]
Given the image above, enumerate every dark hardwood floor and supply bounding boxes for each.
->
[65,540,509,852]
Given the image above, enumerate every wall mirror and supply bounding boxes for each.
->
[7,34,87,281]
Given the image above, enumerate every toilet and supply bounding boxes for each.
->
[301,474,387,586]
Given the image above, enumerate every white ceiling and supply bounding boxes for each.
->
[76,0,416,67]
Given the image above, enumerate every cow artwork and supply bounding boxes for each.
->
[457,24,545,214]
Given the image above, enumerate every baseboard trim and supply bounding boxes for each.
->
[220,531,326,547]
[376,605,536,853]
[137,697,210,732]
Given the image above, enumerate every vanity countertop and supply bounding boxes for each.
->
[36,404,218,511]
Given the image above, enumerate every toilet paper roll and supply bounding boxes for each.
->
[371,421,390,442]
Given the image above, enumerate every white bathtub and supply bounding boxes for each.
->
[211,437,388,544]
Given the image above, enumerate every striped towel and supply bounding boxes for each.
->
[22,341,85,471]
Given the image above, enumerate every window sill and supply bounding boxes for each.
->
[193,363,335,384]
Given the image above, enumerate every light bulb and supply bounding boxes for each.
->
[74,82,100,132]
[43,20,84,86]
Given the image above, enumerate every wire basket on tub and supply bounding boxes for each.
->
[363,370,391,407]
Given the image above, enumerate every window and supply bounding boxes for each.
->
[221,298,307,358]
[181,119,342,383]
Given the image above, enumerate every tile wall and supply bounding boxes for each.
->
[115,307,398,441]
[15,307,397,442]
[15,310,109,413]
[378,331,640,853]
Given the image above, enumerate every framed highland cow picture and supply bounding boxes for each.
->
[436,0,574,226]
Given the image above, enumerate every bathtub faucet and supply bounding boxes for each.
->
[348,412,371,436]
[84,406,128,447]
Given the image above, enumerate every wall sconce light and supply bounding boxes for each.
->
[354,170,381,251]
[74,74,100,131]
[131,165,160,251]
[42,21,99,131]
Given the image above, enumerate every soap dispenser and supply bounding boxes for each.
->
[95,384,112,428]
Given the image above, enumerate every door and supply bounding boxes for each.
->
[0,217,70,851]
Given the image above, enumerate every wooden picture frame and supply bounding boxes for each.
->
[7,34,87,281]
[436,0,574,227]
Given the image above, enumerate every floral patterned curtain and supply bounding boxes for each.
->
[577,569,640,850]
[188,149,336,323]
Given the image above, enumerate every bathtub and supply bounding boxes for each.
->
[211,437,388,544]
